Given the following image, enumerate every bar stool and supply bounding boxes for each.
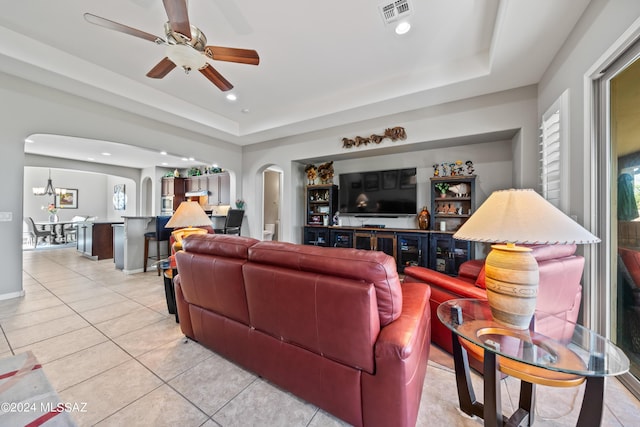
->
[144,216,173,275]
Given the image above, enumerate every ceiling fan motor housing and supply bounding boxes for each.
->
[164,22,207,51]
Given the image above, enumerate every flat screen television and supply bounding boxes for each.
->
[339,167,417,215]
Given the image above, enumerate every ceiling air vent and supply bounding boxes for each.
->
[379,0,412,25]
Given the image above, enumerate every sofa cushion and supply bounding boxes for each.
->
[243,263,380,373]
[177,234,260,325]
[182,233,258,257]
[248,241,402,326]
[527,244,577,262]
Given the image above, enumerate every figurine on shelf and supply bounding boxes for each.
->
[436,203,447,214]
[466,160,475,175]
[432,164,440,177]
[305,164,317,185]
[454,160,464,176]
[317,161,334,184]
[417,206,430,230]
[449,183,469,197]
[440,162,449,177]
[447,203,457,214]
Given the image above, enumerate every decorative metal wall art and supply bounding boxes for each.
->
[342,126,406,149]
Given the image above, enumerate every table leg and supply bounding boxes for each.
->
[451,332,484,418]
[576,376,605,427]
[483,350,503,426]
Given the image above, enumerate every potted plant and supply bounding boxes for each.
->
[435,182,449,197]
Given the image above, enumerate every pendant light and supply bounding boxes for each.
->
[32,169,56,196]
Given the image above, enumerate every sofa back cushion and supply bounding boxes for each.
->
[247,241,403,326]
[176,234,260,325]
[243,262,380,373]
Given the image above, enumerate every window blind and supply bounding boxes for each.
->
[540,108,562,208]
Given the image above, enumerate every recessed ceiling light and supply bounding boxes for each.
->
[161,162,168,166]
[226,93,237,101]
[395,21,411,35]
[160,151,167,155]
[88,157,95,161]
[181,157,188,161]
[25,138,34,143]
[188,157,195,161]
[101,152,111,156]
[241,108,250,114]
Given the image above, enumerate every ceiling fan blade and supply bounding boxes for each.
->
[204,46,260,65]
[84,13,165,44]
[147,58,177,78]
[162,0,191,37]
[199,64,233,91]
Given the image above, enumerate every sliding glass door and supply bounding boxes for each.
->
[596,39,640,397]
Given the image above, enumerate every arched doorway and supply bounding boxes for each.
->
[262,166,283,241]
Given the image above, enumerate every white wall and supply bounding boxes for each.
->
[333,139,513,230]
[243,86,536,242]
[0,71,243,300]
[24,167,136,222]
[538,0,640,227]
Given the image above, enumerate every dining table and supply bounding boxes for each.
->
[33,220,78,244]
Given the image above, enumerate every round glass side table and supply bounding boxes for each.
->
[437,298,629,426]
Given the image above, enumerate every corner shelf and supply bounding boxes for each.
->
[430,175,476,275]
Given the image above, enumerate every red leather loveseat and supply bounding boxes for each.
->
[403,244,584,354]
[174,234,432,427]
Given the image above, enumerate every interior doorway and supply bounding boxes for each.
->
[262,167,282,241]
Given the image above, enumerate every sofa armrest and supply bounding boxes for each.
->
[375,282,431,360]
[403,266,487,299]
[362,281,431,427]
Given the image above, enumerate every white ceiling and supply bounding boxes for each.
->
[1,0,591,168]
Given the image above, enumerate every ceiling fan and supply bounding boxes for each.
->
[84,0,259,92]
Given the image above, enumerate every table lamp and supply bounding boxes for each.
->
[165,201,212,250]
[453,188,600,329]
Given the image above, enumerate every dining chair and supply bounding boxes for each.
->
[223,209,244,235]
[144,216,173,275]
[25,217,51,248]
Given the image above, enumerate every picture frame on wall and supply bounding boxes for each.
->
[113,184,127,210]
[55,189,78,209]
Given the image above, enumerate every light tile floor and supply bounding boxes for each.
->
[0,247,637,426]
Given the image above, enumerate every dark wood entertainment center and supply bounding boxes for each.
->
[303,225,469,275]
[303,175,476,275]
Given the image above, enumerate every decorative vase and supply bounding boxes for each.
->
[49,214,59,223]
[484,244,539,329]
[417,206,430,230]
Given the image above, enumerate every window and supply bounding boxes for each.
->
[540,90,569,211]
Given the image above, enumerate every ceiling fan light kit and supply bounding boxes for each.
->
[84,0,259,92]
[165,44,207,72]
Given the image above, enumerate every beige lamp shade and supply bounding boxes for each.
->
[453,188,600,244]
[453,189,599,329]
[166,201,213,229]
[166,201,213,250]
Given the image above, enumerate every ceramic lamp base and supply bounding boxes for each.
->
[484,244,539,329]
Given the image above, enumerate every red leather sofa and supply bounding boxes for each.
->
[403,244,585,354]
[174,234,432,427]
